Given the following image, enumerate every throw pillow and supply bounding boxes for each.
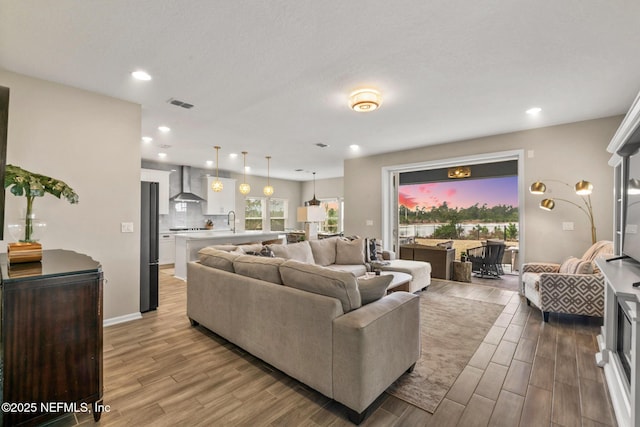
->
[309,237,338,266]
[285,241,315,263]
[559,257,580,274]
[365,238,385,262]
[336,238,365,265]
[357,274,392,305]
[575,260,594,275]
[198,247,241,272]
[280,260,361,312]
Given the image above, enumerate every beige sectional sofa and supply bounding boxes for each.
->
[187,246,421,424]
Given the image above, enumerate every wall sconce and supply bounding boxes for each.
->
[448,166,471,179]
[530,179,596,243]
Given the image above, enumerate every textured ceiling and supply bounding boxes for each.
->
[1,1,640,180]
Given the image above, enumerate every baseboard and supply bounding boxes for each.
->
[104,312,142,327]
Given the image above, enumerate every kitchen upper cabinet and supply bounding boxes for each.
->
[203,177,236,215]
[141,168,171,215]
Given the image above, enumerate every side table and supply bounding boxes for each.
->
[453,260,472,282]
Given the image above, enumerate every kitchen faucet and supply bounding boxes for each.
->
[227,210,236,233]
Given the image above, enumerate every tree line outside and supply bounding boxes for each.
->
[399,201,519,241]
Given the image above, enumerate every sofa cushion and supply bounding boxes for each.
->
[269,241,315,264]
[198,247,241,272]
[309,237,338,266]
[357,274,393,305]
[237,242,266,254]
[325,264,368,277]
[336,238,365,265]
[233,255,284,284]
[280,260,361,312]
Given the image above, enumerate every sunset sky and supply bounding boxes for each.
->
[399,176,518,210]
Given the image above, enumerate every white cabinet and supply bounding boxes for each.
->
[141,168,171,215]
[203,177,236,215]
[159,232,176,265]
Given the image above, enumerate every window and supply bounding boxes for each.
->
[245,198,264,230]
[320,199,343,233]
[269,198,287,231]
[245,197,288,231]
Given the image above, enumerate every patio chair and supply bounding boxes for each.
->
[467,240,506,278]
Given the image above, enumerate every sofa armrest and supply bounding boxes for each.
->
[538,272,605,316]
[521,262,560,273]
[332,292,420,413]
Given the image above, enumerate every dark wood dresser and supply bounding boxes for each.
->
[0,249,104,426]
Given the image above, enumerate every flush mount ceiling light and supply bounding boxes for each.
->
[448,166,471,179]
[158,125,171,132]
[239,151,251,195]
[211,146,223,192]
[158,152,167,158]
[263,156,274,197]
[131,70,152,81]
[526,107,542,115]
[141,136,152,143]
[349,88,382,112]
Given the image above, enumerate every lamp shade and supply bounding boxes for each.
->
[297,206,326,222]
[529,181,546,194]
[575,180,593,195]
[540,199,555,211]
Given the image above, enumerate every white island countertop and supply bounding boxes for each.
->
[174,230,284,280]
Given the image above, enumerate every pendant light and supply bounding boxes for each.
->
[263,156,274,196]
[211,146,223,192]
[307,172,321,206]
[239,151,251,195]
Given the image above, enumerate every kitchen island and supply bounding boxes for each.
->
[174,230,284,280]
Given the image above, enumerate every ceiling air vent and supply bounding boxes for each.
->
[167,98,194,109]
[315,143,329,148]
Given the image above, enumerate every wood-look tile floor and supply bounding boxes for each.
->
[55,268,616,426]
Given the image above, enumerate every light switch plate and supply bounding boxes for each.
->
[121,222,134,233]
[562,222,574,231]
[366,220,374,226]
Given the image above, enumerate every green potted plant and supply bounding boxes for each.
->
[4,164,79,244]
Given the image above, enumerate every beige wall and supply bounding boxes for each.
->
[0,70,141,322]
[344,116,622,263]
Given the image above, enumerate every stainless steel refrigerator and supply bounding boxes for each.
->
[140,181,159,312]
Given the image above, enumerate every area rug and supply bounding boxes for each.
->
[386,288,505,413]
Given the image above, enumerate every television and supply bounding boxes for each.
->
[0,85,9,240]
[621,130,640,262]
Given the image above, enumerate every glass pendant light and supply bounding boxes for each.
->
[211,146,223,192]
[239,151,251,195]
[263,156,274,196]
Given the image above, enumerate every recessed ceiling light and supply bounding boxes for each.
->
[131,70,152,81]
[206,160,213,166]
[158,152,167,158]
[229,153,238,159]
[158,126,171,132]
[142,136,152,143]
[526,107,542,115]
[350,144,360,150]
[245,166,251,172]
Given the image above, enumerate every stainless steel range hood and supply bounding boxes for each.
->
[170,166,205,203]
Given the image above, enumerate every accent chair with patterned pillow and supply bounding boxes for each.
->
[521,240,613,321]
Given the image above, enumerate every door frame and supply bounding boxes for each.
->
[381,149,525,264]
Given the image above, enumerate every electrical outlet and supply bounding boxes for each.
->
[366,220,374,226]
[562,222,574,231]
[121,222,134,233]
[527,150,534,158]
